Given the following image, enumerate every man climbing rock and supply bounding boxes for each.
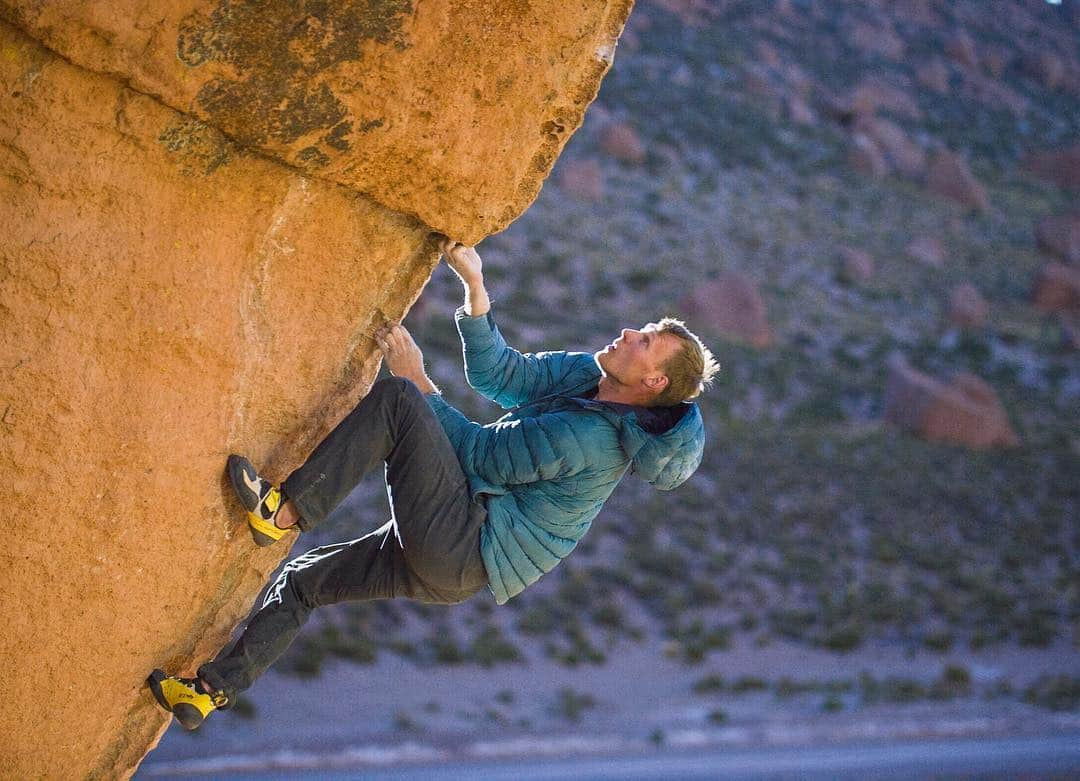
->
[148,238,717,729]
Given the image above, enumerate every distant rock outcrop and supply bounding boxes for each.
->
[884,358,1018,449]
[1031,262,1080,313]
[681,273,774,348]
[947,282,990,329]
[0,2,632,778]
[925,149,990,212]
[1035,214,1080,265]
[1023,144,1080,190]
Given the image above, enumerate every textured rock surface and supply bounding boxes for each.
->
[2,0,631,243]
[0,1,630,777]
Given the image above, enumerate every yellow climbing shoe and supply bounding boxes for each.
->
[147,669,226,730]
[227,454,293,547]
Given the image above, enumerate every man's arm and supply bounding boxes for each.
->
[439,239,595,409]
[425,394,586,486]
[444,244,491,317]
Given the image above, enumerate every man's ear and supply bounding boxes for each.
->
[644,374,669,392]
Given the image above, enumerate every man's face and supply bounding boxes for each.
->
[595,323,680,397]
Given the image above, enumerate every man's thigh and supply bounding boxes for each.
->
[383,384,487,595]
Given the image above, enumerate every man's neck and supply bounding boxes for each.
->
[594,376,649,406]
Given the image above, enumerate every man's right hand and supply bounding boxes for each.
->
[439,238,483,284]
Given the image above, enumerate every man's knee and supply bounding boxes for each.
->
[369,376,422,403]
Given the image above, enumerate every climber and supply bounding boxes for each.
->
[148,237,717,729]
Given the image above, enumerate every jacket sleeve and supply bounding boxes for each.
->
[454,305,595,409]
[425,392,587,486]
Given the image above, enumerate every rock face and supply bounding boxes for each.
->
[883,358,1018,449]
[2,0,631,244]
[0,2,631,778]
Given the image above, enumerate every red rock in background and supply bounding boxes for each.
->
[599,121,647,163]
[916,57,951,93]
[849,133,890,178]
[838,246,875,284]
[849,20,905,61]
[884,358,1019,449]
[1031,263,1080,313]
[982,45,1012,77]
[925,149,990,212]
[907,236,947,267]
[556,157,605,201]
[947,282,989,329]
[0,1,632,776]
[681,273,775,348]
[849,76,923,120]
[1023,143,1080,189]
[1021,50,1065,90]
[1035,214,1080,265]
[858,116,927,179]
[944,30,979,69]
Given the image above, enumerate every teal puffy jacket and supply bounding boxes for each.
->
[425,307,706,604]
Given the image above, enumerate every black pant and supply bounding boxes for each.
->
[199,378,488,703]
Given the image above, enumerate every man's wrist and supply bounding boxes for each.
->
[410,375,439,394]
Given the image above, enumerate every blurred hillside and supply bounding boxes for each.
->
[279,0,1078,719]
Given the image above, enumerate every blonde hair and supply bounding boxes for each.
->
[651,318,719,406]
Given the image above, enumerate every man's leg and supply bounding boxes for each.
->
[201,378,488,701]
[282,377,437,532]
[198,526,416,704]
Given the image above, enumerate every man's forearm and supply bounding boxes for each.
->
[463,276,490,317]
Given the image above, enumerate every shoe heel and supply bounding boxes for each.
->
[147,669,172,713]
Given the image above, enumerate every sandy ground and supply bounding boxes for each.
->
[138,635,1079,777]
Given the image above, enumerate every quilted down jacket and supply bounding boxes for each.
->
[425,306,706,604]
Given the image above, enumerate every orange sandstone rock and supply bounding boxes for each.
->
[3,0,632,244]
[0,1,630,776]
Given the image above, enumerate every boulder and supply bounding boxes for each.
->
[598,121,646,164]
[883,358,1019,449]
[1031,263,1080,313]
[982,45,1013,77]
[849,133,889,178]
[681,273,774,348]
[947,283,989,329]
[1023,143,1080,189]
[1021,51,1065,90]
[849,76,924,120]
[838,246,875,284]
[1035,214,1080,265]
[963,71,1030,116]
[786,94,818,126]
[944,30,979,69]
[0,2,631,777]
[916,58,951,93]
[858,116,927,179]
[2,0,632,244]
[556,157,605,201]
[849,20,905,61]
[926,149,990,212]
[907,236,947,267]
